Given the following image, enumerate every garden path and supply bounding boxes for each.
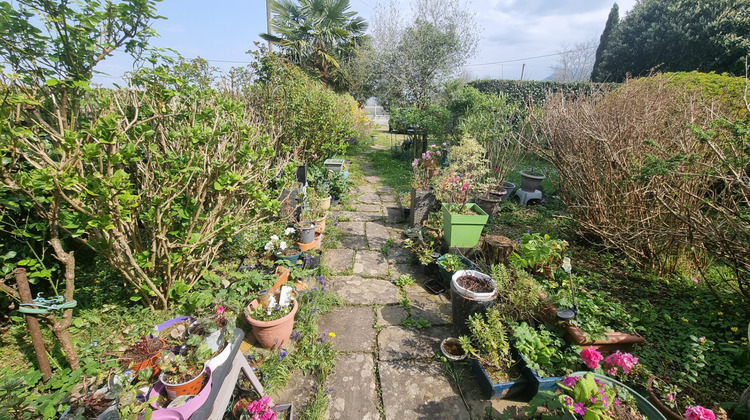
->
[270,151,529,419]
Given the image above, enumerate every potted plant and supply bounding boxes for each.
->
[245,286,298,349]
[512,322,581,394]
[296,221,315,244]
[509,232,569,277]
[301,248,322,270]
[451,269,497,338]
[436,253,475,287]
[409,154,437,228]
[440,337,467,361]
[326,169,350,204]
[264,228,302,265]
[157,345,211,400]
[120,337,166,376]
[301,208,328,235]
[519,167,546,192]
[458,307,528,399]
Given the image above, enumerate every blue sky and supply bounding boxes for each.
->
[93,0,637,86]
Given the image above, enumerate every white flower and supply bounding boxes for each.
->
[279,241,287,250]
[284,227,295,236]
[270,234,279,241]
[264,241,273,251]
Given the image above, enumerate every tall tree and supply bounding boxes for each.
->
[551,38,598,81]
[591,3,619,82]
[260,0,369,92]
[595,0,750,82]
[370,0,480,109]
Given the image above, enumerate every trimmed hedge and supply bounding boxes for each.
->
[468,79,619,107]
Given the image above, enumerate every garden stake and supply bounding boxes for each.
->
[14,268,53,380]
[556,257,578,321]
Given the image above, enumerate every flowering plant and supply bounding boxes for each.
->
[684,406,717,420]
[241,395,277,420]
[263,228,296,254]
[435,173,473,211]
[411,148,443,190]
[422,145,443,167]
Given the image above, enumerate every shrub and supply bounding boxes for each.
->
[468,79,618,108]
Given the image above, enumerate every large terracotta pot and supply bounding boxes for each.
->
[564,325,645,356]
[245,299,298,349]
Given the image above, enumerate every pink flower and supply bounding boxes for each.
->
[412,159,419,167]
[312,154,318,159]
[461,183,469,192]
[217,305,225,315]
[562,375,579,387]
[563,396,573,406]
[666,394,675,402]
[580,347,603,369]
[684,406,716,420]
[589,396,596,403]
[692,276,699,285]
[573,402,586,415]
[699,337,706,343]
[620,352,638,373]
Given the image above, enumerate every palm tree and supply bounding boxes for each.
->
[260,0,368,91]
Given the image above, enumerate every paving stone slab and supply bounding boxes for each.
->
[365,222,391,251]
[331,276,400,305]
[388,245,415,263]
[389,263,424,283]
[318,306,376,352]
[377,304,408,327]
[363,175,380,184]
[356,193,381,205]
[337,211,383,222]
[379,360,471,419]
[376,185,395,193]
[361,167,377,175]
[380,193,397,203]
[353,250,389,278]
[408,289,452,326]
[357,184,376,194]
[270,369,318,419]
[377,325,451,361]
[340,235,368,250]
[352,203,381,213]
[385,206,406,224]
[323,249,354,273]
[325,353,380,420]
[337,221,366,236]
[463,371,530,418]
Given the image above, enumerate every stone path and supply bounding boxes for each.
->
[272,154,527,419]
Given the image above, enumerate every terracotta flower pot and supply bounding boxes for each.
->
[245,299,298,349]
[647,376,685,420]
[564,325,645,356]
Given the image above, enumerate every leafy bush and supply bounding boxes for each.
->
[469,79,618,108]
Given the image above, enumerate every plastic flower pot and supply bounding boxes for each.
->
[324,158,345,172]
[441,203,489,248]
[475,192,504,216]
[501,182,515,201]
[440,337,467,361]
[275,248,302,265]
[450,270,497,338]
[471,358,528,399]
[516,351,564,394]
[436,255,476,287]
[245,299,298,349]
[298,221,316,244]
[519,170,545,192]
[122,338,166,378]
[160,365,208,400]
[149,366,213,419]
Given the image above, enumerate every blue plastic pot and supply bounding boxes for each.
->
[470,358,528,399]
[436,255,476,287]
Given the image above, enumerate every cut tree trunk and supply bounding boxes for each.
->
[481,235,515,266]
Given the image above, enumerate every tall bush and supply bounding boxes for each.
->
[535,73,745,274]
[468,79,618,108]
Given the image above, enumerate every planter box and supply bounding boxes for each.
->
[442,203,489,248]
[517,351,564,394]
[564,325,644,356]
[324,158,345,172]
[470,358,528,399]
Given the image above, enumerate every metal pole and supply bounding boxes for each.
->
[267,0,273,52]
[14,268,53,380]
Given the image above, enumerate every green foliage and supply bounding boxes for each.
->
[489,265,542,324]
[594,0,750,82]
[458,307,512,371]
[591,3,619,82]
[394,274,415,287]
[261,0,369,92]
[468,79,617,108]
[401,316,431,329]
[509,232,569,271]
[556,373,618,419]
[437,254,469,272]
[511,322,580,378]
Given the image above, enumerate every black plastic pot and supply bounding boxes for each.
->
[450,270,497,337]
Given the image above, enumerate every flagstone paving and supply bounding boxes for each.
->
[269,148,529,419]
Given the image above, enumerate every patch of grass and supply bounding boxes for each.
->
[367,149,412,195]
[380,238,395,256]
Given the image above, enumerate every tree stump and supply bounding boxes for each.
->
[480,235,515,266]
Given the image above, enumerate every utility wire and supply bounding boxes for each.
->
[465,45,597,67]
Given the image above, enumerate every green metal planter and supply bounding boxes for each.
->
[441,203,489,248]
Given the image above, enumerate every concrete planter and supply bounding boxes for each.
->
[409,188,435,228]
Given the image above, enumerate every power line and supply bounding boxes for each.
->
[465,45,596,67]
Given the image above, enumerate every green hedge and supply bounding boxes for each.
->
[468,79,619,107]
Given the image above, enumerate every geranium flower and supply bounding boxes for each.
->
[284,227,295,236]
[684,406,716,420]
[279,241,287,251]
[216,305,225,315]
[580,347,603,369]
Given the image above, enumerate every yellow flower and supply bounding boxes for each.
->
[681,317,689,322]
[742,337,748,341]
[728,341,735,344]
[718,311,724,315]
[732,327,739,332]
[729,300,734,303]
[693,300,699,304]
[328,332,336,338]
